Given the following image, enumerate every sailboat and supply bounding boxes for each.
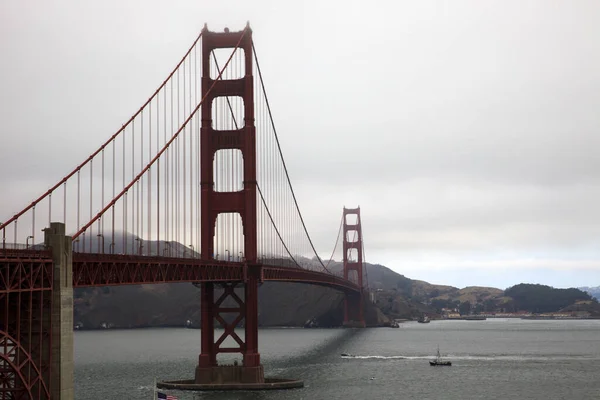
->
[429,346,451,366]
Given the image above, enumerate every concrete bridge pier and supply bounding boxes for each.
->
[195,265,264,385]
[344,291,366,328]
[45,222,74,400]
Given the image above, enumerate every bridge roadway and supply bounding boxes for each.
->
[0,249,360,294]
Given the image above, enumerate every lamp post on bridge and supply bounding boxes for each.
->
[190,245,195,258]
[26,235,34,249]
[97,233,104,254]
[135,237,143,256]
[225,249,230,261]
[239,251,244,262]
[164,242,172,257]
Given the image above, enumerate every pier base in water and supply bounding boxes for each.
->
[157,377,304,391]
[195,364,264,384]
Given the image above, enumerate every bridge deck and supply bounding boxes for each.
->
[1,250,360,294]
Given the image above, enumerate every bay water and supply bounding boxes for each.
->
[75,319,600,399]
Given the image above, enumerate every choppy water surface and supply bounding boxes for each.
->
[75,319,600,399]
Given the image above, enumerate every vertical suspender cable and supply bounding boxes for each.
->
[183,58,187,256]
[112,138,115,253]
[189,51,193,255]
[132,119,135,254]
[76,169,80,252]
[140,110,144,254]
[149,100,152,253]
[48,193,51,230]
[156,92,160,256]
[123,125,126,252]
[63,182,66,226]
[164,82,168,254]
[101,149,105,252]
[89,160,93,251]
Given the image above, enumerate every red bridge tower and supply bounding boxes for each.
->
[342,207,366,328]
[196,25,263,384]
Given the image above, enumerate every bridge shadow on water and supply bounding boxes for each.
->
[190,328,368,400]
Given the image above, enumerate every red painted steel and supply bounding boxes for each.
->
[198,24,263,376]
[71,254,244,286]
[343,207,366,327]
[0,251,53,400]
[0,23,370,395]
[70,253,360,292]
[0,241,362,396]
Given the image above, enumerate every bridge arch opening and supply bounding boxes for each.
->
[346,269,359,285]
[213,212,245,261]
[211,96,244,131]
[346,230,359,243]
[345,214,358,225]
[213,149,244,193]
[347,248,358,262]
[209,48,246,80]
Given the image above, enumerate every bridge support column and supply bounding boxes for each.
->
[45,222,74,400]
[342,207,366,328]
[195,24,266,386]
[195,267,264,384]
[196,282,215,381]
[241,267,263,383]
[344,292,366,328]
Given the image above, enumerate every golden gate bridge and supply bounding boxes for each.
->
[0,23,368,398]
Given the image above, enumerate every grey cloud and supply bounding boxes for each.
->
[2,0,600,287]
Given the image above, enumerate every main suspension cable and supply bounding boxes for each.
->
[252,41,329,271]
[324,214,344,269]
[0,31,204,232]
[73,28,249,239]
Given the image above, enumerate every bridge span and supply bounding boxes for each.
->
[0,24,368,398]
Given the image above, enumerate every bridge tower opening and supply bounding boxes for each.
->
[196,25,264,384]
[342,207,366,328]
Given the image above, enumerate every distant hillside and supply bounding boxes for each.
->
[70,235,600,328]
[559,300,600,317]
[73,265,391,329]
[504,284,593,313]
[579,286,600,301]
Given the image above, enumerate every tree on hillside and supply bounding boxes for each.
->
[504,284,592,313]
[483,299,496,312]
[431,298,451,312]
[459,301,471,315]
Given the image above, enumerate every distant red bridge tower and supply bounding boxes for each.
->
[342,207,366,327]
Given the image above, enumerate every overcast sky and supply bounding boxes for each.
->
[2,1,600,290]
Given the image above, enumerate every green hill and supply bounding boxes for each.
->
[504,284,593,313]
